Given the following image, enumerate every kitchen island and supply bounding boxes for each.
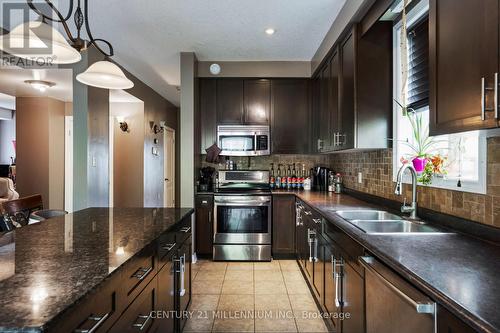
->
[0,207,194,333]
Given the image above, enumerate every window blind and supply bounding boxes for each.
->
[407,16,429,110]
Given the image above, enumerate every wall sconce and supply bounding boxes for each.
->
[116,116,129,133]
[149,121,164,134]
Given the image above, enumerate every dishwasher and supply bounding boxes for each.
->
[359,256,436,333]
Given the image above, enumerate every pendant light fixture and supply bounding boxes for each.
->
[0,0,133,90]
[0,21,81,64]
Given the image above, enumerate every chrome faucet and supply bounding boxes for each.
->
[394,163,418,220]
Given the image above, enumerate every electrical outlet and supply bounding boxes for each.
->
[358,172,363,184]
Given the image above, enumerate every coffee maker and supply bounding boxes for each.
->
[198,167,215,192]
[311,166,331,192]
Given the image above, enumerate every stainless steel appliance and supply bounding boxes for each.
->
[217,125,270,156]
[213,170,271,261]
[360,256,436,333]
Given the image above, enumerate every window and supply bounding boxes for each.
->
[393,0,488,194]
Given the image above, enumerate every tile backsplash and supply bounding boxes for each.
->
[329,136,500,228]
[201,154,330,172]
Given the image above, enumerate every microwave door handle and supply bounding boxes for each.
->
[254,133,258,153]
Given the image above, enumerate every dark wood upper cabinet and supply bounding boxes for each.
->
[430,0,499,135]
[356,21,393,149]
[199,79,217,153]
[318,61,330,152]
[312,23,392,152]
[272,195,296,255]
[271,79,310,154]
[244,79,271,125]
[329,50,340,149]
[216,79,244,124]
[339,30,356,150]
[200,78,310,154]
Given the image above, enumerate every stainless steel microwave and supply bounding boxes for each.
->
[217,125,270,156]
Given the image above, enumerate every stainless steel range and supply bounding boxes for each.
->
[213,170,271,261]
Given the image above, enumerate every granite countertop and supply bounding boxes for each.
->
[273,190,500,333]
[0,207,193,332]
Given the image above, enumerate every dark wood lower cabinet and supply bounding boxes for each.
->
[110,280,157,333]
[272,195,296,256]
[177,234,192,332]
[341,261,365,333]
[437,305,476,333]
[195,195,214,256]
[313,233,326,301]
[324,244,342,333]
[52,218,193,333]
[156,253,175,333]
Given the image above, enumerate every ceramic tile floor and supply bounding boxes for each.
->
[185,260,330,333]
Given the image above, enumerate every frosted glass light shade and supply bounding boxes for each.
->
[0,21,81,64]
[76,60,134,89]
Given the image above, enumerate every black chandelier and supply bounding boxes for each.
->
[0,0,133,89]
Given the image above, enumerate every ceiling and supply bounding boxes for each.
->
[0,68,73,103]
[87,0,347,106]
[0,0,347,106]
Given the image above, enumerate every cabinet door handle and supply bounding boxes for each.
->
[481,77,495,120]
[132,314,152,331]
[208,211,212,223]
[162,243,176,252]
[180,226,191,233]
[131,266,153,281]
[313,218,321,224]
[304,210,312,216]
[175,255,187,297]
[317,139,323,151]
[333,257,344,307]
[74,312,110,333]
[307,229,317,262]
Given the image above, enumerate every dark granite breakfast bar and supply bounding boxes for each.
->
[0,207,194,332]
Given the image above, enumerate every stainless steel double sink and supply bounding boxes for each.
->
[334,210,445,234]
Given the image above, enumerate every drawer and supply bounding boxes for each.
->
[157,231,177,269]
[124,245,156,302]
[109,279,157,333]
[48,271,123,333]
[301,204,322,232]
[196,195,214,208]
[174,217,192,244]
[324,221,364,274]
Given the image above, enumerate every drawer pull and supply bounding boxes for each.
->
[74,312,110,333]
[180,226,191,233]
[131,267,153,281]
[132,314,152,331]
[162,243,176,252]
[202,200,208,204]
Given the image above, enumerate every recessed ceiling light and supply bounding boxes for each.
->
[24,80,56,92]
[265,28,275,35]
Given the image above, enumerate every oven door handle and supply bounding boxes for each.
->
[215,202,270,207]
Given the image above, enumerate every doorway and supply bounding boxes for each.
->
[164,127,175,207]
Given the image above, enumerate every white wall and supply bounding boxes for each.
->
[0,112,15,164]
[180,52,197,207]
